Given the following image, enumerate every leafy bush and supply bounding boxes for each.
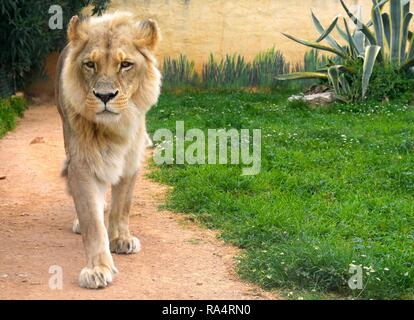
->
[365,64,414,103]
[0,0,110,92]
[0,96,28,138]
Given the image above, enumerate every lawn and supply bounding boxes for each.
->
[146,91,414,299]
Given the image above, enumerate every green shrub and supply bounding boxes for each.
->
[0,96,28,138]
[0,1,110,91]
[368,65,414,103]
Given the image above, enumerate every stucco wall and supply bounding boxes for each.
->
[109,0,372,68]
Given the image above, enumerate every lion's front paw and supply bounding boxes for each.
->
[110,236,141,254]
[79,265,117,289]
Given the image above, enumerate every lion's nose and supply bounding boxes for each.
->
[93,90,119,104]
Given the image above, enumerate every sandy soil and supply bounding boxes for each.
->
[0,104,278,300]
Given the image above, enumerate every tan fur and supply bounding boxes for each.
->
[55,12,161,289]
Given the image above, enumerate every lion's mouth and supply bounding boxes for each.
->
[96,108,120,115]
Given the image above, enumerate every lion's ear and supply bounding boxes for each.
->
[67,16,79,42]
[67,15,86,43]
[134,19,160,51]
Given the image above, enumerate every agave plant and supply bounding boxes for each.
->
[278,0,414,101]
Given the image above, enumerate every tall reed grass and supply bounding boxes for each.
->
[162,48,329,90]
[202,54,251,89]
[250,48,291,87]
[162,54,198,90]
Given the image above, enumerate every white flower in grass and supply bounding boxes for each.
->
[363,265,376,273]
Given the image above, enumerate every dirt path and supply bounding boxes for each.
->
[0,104,277,300]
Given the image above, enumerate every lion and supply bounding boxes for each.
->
[55,12,161,289]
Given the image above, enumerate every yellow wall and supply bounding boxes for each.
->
[109,0,372,68]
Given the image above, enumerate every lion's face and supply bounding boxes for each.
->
[63,13,161,125]
[77,34,148,123]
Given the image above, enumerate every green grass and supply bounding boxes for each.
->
[147,91,414,299]
[0,96,28,138]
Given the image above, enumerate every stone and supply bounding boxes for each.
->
[288,92,336,107]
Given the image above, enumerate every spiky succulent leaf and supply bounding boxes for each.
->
[354,30,367,56]
[390,0,403,63]
[276,72,328,81]
[336,24,349,42]
[316,15,340,42]
[339,73,351,95]
[343,18,359,57]
[372,0,386,54]
[340,0,377,45]
[382,12,391,49]
[375,0,389,10]
[403,0,410,16]
[311,10,345,54]
[327,66,343,96]
[401,12,413,62]
[282,33,348,58]
[362,45,381,98]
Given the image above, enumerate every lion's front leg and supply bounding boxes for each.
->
[108,172,141,254]
[68,163,117,289]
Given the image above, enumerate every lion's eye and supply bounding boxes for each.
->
[84,61,95,69]
[120,61,133,70]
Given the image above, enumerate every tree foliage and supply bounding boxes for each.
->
[0,0,110,90]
